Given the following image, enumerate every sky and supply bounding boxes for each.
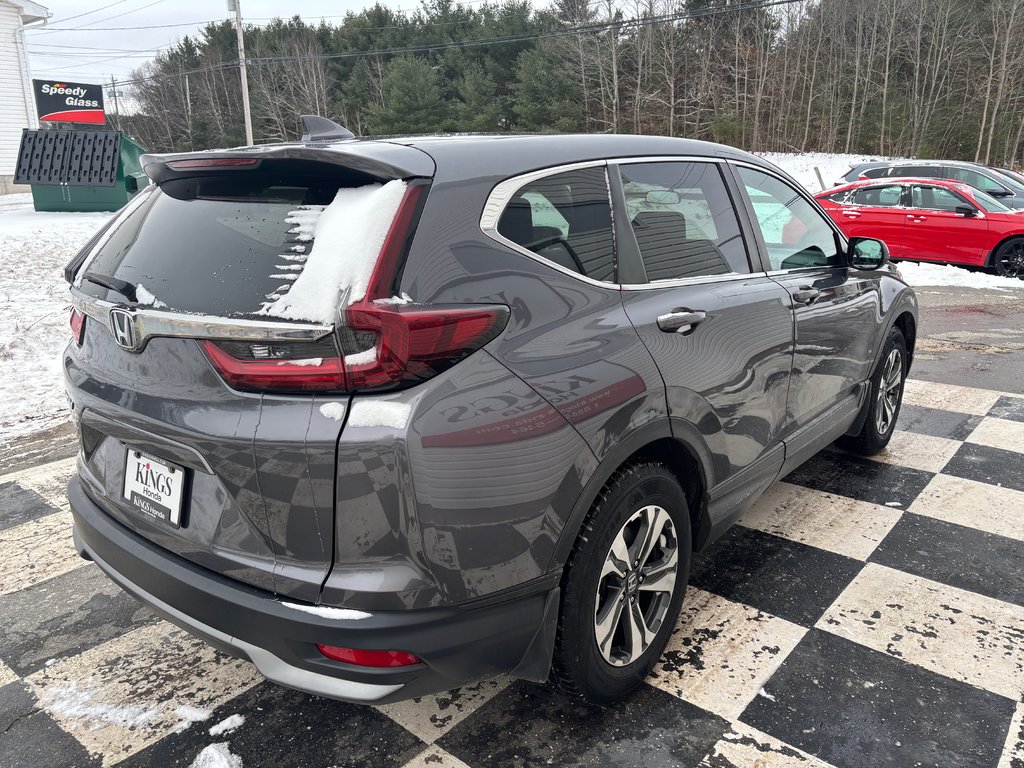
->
[24,0,436,87]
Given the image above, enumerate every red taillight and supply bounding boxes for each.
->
[316,644,421,668]
[166,158,260,170]
[201,339,347,393]
[70,307,85,345]
[342,304,507,391]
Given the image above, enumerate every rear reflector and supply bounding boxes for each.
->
[70,307,85,345]
[316,644,421,668]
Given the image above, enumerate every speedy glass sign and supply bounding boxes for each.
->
[32,79,106,125]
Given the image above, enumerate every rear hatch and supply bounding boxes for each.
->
[65,144,435,600]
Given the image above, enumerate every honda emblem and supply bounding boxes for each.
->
[109,308,139,351]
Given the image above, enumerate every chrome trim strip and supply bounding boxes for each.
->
[77,534,403,702]
[619,271,768,290]
[71,292,334,349]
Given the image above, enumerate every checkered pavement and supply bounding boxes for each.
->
[1,378,1023,768]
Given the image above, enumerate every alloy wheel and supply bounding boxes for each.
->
[997,241,1024,278]
[875,348,903,435]
[594,505,679,667]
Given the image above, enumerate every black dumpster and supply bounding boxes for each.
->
[14,129,150,212]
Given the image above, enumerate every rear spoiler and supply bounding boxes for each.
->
[141,141,435,185]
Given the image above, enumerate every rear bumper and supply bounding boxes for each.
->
[69,475,557,704]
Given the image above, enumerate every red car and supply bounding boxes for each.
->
[816,177,1024,278]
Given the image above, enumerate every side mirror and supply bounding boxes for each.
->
[849,237,890,270]
[955,205,977,217]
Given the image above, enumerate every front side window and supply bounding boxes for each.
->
[619,161,749,280]
[851,184,903,208]
[739,167,841,270]
[911,185,969,212]
[496,167,615,282]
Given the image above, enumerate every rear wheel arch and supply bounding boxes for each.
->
[893,311,917,369]
[553,426,710,570]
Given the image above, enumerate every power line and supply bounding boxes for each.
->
[27,17,218,33]
[45,0,135,26]
[32,0,170,35]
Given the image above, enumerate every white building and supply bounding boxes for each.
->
[0,0,48,193]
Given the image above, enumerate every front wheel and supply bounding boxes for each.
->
[551,462,691,705]
[839,327,907,455]
[993,238,1024,279]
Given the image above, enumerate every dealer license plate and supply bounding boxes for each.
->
[123,449,185,527]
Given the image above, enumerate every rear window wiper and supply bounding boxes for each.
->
[82,271,138,303]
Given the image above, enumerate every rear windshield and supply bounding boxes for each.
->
[80,175,344,316]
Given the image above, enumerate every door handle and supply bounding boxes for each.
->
[791,287,821,305]
[657,310,707,334]
[907,214,926,221]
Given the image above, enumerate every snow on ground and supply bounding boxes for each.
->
[0,194,112,444]
[189,742,243,768]
[760,152,905,192]
[895,261,1024,290]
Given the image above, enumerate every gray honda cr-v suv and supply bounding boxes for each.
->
[64,123,917,706]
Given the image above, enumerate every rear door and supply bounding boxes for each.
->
[734,164,880,441]
[614,159,794,526]
[901,184,990,266]
[833,183,908,257]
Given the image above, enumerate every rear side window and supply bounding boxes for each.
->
[619,161,749,280]
[82,175,349,316]
[891,165,941,178]
[946,167,1009,195]
[496,167,615,282]
[861,167,890,179]
[851,184,903,207]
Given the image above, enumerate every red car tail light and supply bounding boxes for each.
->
[70,307,86,346]
[201,338,347,393]
[166,158,260,170]
[316,644,421,668]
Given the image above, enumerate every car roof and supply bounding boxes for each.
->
[385,133,779,180]
[820,177,985,202]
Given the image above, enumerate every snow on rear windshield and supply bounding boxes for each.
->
[79,176,402,319]
[258,180,407,323]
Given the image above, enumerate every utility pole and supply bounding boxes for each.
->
[110,75,121,131]
[228,0,254,145]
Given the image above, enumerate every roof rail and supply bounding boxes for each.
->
[299,115,355,142]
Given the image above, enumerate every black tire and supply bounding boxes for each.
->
[839,327,907,455]
[551,462,692,705]
[992,237,1024,279]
